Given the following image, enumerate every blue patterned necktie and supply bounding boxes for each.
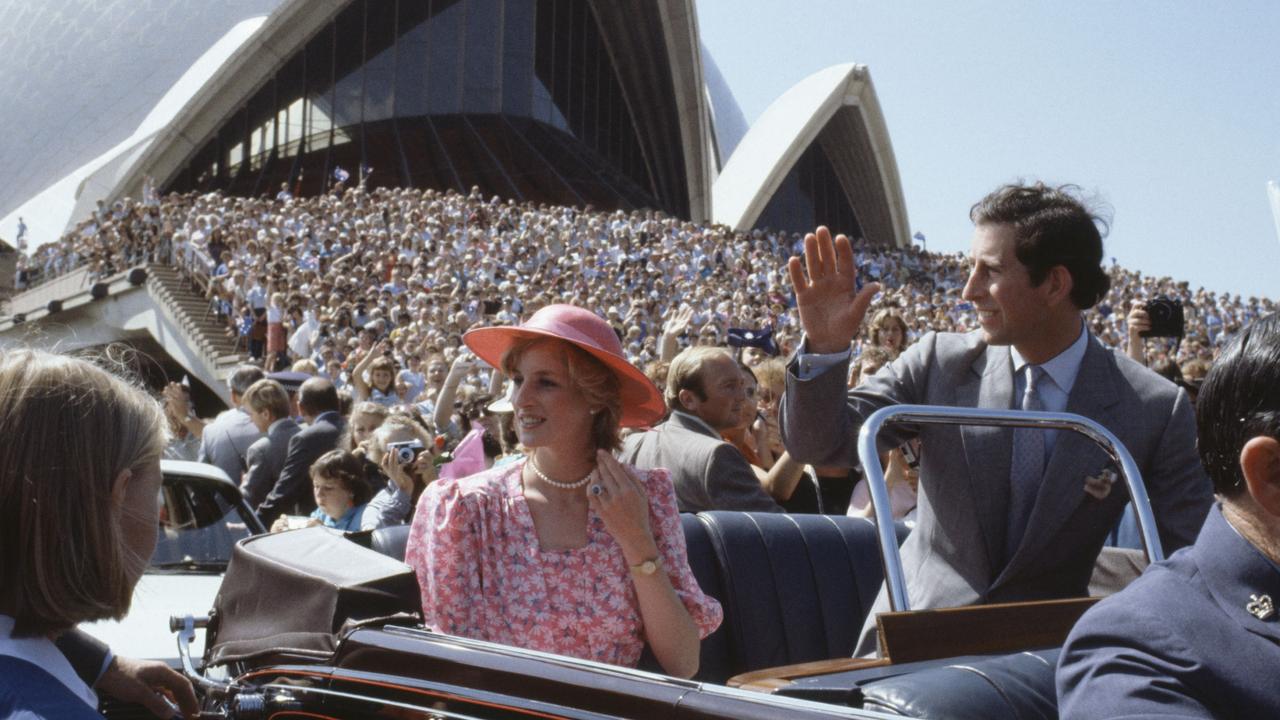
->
[1005,365,1046,562]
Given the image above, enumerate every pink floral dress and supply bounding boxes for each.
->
[404,460,723,667]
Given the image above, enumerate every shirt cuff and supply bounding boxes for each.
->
[796,337,852,380]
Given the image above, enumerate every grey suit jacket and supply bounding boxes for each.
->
[256,411,345,526]
[620,410,782,513]
[782,330,1212,655]
[198,408,263,482]
[241,417,301,510]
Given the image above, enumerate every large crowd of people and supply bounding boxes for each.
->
[12,182,1275,411]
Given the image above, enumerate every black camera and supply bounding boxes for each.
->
[386,440,424,464]
[1140,298,1184,338]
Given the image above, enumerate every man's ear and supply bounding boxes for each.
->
[677,388,697,413]
[1043,265,1075,306]
[1240,436,1280,517]
[111,468,134,513]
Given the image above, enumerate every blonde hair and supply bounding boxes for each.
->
[0,349,167,636]
[367,414,431,464]
[753,358,786,399]
[502,338,622,452]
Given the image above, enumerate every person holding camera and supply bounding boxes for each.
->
[784,182,1213,657]
[362,416,438,530]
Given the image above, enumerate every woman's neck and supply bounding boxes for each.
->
[528,446,595,485]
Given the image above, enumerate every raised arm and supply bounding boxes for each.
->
[658,305,694,362]
[785,226,880,354]
[432,351,475,432]
[592,452,703,678]
[350,340,387,401]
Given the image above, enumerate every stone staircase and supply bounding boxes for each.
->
[147,265,247,383]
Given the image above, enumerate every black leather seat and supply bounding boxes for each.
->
[370,524,411,562]
[686,512,889,683]
[856,648,1060,719]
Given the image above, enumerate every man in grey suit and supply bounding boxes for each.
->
[240,379,302,510]
[198,365,265,482]
[621,346,787,512]
[256,377,345,527]
[782,182,1212,656]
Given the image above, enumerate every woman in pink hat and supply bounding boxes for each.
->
[404,304,721,677]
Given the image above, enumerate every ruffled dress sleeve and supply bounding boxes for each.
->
[641,467,723,639]
[404,478,487,637]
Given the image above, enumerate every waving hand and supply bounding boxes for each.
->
[786,226,880,354]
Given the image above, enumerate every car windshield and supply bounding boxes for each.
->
[151,476,254,572]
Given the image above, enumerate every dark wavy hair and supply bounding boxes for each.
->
[1195,313,1280,497]
[970,182,1112,309]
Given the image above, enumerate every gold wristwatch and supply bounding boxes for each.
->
[629,557,662,577]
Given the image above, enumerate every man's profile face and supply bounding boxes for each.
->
[962,223,1048,349]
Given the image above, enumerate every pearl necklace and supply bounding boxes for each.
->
[527,455,594,490]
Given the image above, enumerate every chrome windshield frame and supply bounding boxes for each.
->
[856,404,1165,612]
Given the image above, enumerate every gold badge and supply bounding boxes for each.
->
[1246,594,1275,621]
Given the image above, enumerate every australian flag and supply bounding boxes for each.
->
[333,166,350,184]
[727,327,779,356]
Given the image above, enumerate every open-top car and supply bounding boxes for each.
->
[166,407,1162,719]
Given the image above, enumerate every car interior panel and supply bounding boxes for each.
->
[272,511,1064,718]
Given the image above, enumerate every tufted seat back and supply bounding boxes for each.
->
[681,512,892,684]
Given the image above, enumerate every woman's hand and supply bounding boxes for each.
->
[589,450,655,561]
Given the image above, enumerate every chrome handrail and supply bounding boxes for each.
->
[857,404,1165,612]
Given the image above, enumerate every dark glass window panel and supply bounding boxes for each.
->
[395,0,432,118]
[502,0,535,118]
[332,0,366,128]
[362,119,407,189]
[754,143,863,240]
[363,0,397,125]
[531,0,557,127]
[462,0,502,113]
[472,115,570,205]
[427,1,464,114]
[275,52,306,162]
[223,107,255,196]
[299,23,336,196]
[399,117,460,192]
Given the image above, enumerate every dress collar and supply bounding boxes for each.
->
[0,615,98,708]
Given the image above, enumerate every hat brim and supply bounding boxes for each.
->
[464,326,665,428]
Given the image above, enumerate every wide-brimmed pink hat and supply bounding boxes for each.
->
[464,304,665,427]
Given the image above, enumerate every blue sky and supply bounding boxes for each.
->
[697,1,1280,300]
